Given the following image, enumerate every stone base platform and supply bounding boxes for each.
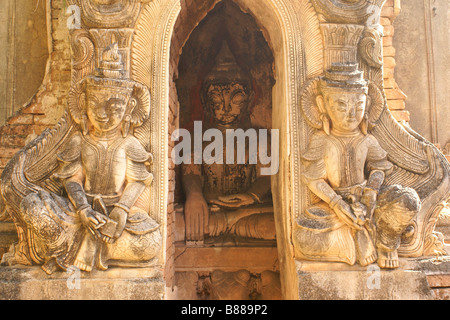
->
[296,257,450,300]
[172,244,281,300]
[0,266,165,300]
[174,245,279,273]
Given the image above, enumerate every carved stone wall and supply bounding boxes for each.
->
[393,0,450,150]
[0,0,449,301]
[0,1,71,175]
[0,1,409,176]
[0,0,50,125]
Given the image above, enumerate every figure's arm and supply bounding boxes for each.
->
[65,169,89,213]
[307,178,362,230]
[362,136,392,219]
[361,169,385,220]
[101,180,148,243]
[64,168,106,237]
[102,156,154,242]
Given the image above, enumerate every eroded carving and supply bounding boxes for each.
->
[1,39,161,274]
[196,270,281,300]
[72,0,148,28]
[180,41,275,245]
[311,0,386,26]
[295,64,421,268]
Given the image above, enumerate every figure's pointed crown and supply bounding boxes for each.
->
[204,40,250,87]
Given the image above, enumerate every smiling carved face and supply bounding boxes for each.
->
[323,89,367,134]
[86,88,129,133]
[206,82,249,126]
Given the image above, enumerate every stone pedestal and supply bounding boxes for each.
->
[296,258,450,300]
[172,245,282,300]
[0,266,165,300]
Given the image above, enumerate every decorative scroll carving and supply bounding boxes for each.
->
[71,29,95,82]
[358,28,383,69]
[73,0,147,28]
[311,0,386,26]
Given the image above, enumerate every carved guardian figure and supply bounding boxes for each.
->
[294,63,421,268]
[1,44,161,273]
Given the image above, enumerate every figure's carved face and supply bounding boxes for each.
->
[206,83,249,126]
[86,88,128,133]
[322,89,367,133]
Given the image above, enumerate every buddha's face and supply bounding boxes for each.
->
[86,88,128,133]
[206,83,249,126]
[322,89,367,134]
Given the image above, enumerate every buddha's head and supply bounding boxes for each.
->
[69,43,150,137]
[202,41,253,127]
[317,63,369,135]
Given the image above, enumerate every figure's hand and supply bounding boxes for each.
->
[79,207,106,238]
[184,193,209,242]
[361,188,378,220]
[101,207,128,244]
[209,193,256,209]
[333,200,362,230]
[350,202,368,226]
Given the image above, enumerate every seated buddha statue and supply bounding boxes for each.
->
[180,41,276,244]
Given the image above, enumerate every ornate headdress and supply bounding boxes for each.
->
[318,63,368,94]
[203,40,251,89]
[301,63,384,134]
[68,43,151,136]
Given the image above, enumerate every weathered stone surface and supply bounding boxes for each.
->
[296,260,437,300]
[393,0,450,148]
[0,222,17,261]
[0,0,449,301]
[0,266,164,300]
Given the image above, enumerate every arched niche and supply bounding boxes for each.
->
[131,0,324,299]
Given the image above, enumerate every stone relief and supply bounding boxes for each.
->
[0,0,448,300]
[1,44,161,274]
[311,0,386,27]
[72,0,149,28]
[0,0,162,274]
[195,270,281,300]
[295,63,421,268]
[293,0,450,270]
[179,41,275,245]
